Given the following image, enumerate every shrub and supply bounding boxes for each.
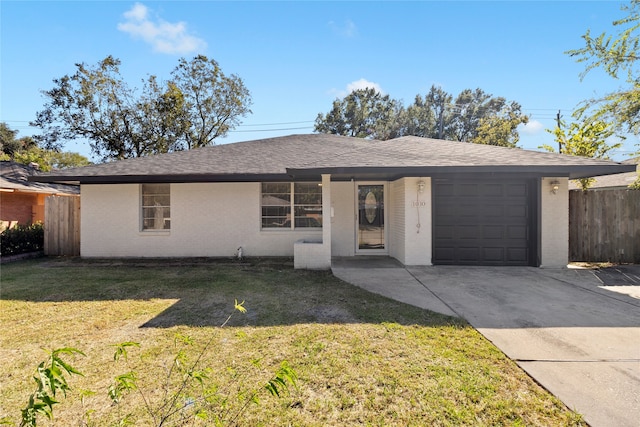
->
[0,223,44,256]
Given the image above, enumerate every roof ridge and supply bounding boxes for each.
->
[391,136,629,165]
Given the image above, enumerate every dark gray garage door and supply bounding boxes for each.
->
[433,178,536,266]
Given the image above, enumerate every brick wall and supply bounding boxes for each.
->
[0,193,39,228]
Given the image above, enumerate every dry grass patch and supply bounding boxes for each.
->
[0,258,584,426]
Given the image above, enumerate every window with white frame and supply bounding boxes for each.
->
[261,182,322,229]
[141,184,170,230]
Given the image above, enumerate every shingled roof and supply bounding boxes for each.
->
[1,161,79,194]
[569,157,639,190]
[31,134,636,184]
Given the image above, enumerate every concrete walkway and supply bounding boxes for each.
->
[332,259,640,427]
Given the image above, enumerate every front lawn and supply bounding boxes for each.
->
[0,258,584,426]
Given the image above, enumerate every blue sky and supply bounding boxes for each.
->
[1,1,637,161]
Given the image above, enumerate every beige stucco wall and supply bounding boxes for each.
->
[388,179,406,263]
[401,177,432,266]
[81,177,566,268]
[81,183,322,258]
[330,181,356,257]
[540,177,569,268]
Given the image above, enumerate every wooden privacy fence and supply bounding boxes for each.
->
[44,195,80,256]
[569,189,640,263]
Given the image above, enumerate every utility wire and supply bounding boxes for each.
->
[238,120,314,127]
[231,126,313,133]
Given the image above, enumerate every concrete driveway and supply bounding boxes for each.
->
[332,260,640,427]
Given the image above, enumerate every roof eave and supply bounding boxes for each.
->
[29,173,300,185]
[287,164,637,180]
[29,164,636,184]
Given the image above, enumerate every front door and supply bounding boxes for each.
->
[356,183,386,253]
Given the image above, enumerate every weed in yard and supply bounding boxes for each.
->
[0,258,586,426]
[9,299,297,427]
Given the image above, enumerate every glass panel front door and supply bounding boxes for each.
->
[358,184,385,250]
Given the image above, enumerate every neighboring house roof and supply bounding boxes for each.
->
[30,134,636,184]
[569,157,639,190]
[1,161,79,195]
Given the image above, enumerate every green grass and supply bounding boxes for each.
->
[0,257,585,426]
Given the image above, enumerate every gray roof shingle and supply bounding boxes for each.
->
[569,157,639,190]
[1,161,79,194]
[31,134,636,184]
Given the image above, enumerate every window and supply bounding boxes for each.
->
[141,184,170,230]
[294,183,323,227]
[261,182,322,229]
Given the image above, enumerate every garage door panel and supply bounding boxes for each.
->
[434,225,454,239]
[459,247,480,262]
[458,184,479,196]
[481,184,504,197]
[459,204,479,216]
[480,205,503,217]
[483,247,505,262]
[483,226,504,239]
[435,204,457,217]
[434,247,455,264]
[433,178,535,266]
[506,183,527,196]
[506,205,527,218]
[437,184,455,196]
[508,225,527,239]
[483,216,508,225]
[457,225,480,239]
[507,248,528,263]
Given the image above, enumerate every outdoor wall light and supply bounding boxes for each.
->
[417,180,426,193]
[550,180,560,195]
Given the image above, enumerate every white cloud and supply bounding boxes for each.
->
[329,78,384,98]
[124,2,147,21]
[118,3,206,55]
[346,78,383,94]
[519,120,544,135]
[328,19,358,38]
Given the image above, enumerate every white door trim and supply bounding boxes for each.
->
[355,181,388,255]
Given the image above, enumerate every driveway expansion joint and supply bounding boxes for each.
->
[404,267,461,318]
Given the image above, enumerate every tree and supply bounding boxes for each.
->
[172,55,253,149]
[315,85,528,146]
[135,76,189,155]
[314,88,402,139]
[32,56,252,161]
[8,147,91,172]
[399,86,450,139]
[0,122,91,171]
[0,122,37,156]
[397,86,528,144]
[542,119,620,190]
[472,101,529,148]
[449,88,493,142]
[567,1,640,139]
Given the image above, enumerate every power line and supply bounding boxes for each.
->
[0,119,315,134]
[0,108,577,127]
[238,120,314,127]
[231,126,313,133]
